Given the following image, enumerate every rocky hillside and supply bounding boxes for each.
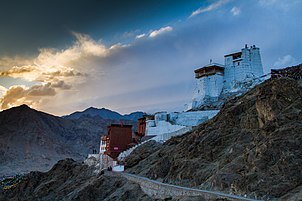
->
[0,159,153,201]
[64,107,144,121]
[126,78,302,200]
[0,159,221,201]
[0,105,137,177]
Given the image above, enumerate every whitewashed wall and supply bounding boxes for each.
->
[169,110,219,126]
[146,110,220,136]
[224,45,263,90]
[192,73,224,109]
[250,47,263,77]
[146,120,185,136]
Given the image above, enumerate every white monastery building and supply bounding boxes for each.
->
[191,44,264,109]
[145,44,264,137]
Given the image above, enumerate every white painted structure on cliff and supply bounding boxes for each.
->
[144,45,264,137]
[145,110,219,136]
[190,44,264,109]
[143,103,220,139]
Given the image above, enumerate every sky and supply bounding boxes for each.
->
[0,0,301,116]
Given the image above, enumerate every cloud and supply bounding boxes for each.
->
[0,85,6,97]
[0,84,56,110]
[50,80,71,90]
[0,65,35,76]
[71,32,109,57]
[273,55,297,68]
[0,86,27,110]
[190,0,229,18]
[0,56,33,71]
[149,26,173,38]
[0,32,125,112]
[0,33,110,83]
[0,64,85,84]
[27,83,56,96]
[230,7,241,16]
[0,66,38,81]
[136,33,146,39]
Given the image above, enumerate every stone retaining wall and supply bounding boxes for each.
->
[107,172,260,201]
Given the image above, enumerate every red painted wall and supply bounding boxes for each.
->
[106,124,132,159]
[137,117,146,136]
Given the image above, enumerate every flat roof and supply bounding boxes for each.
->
[194,65,224,73]
[224,51,242,58]
[203,62,224,68]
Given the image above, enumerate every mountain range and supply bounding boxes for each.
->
[0,105,141,177]
[63,107,144,121]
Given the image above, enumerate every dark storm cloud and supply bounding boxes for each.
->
[0,0,201,56]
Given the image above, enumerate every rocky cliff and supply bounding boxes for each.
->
[126,77,302,200]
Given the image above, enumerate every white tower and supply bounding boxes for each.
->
[250,45,264,77]
[223,44,263,89]
[191,63,224,109]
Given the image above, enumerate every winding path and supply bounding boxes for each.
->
[106,171,260,201]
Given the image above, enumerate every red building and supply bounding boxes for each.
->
[137,117,146,137]
[104,124,133,159]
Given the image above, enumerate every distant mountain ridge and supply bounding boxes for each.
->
[63,107,144,121]
[0,105,139,177]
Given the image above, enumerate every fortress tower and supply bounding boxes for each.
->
[223,44,263,89]
[191,63,224,109]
